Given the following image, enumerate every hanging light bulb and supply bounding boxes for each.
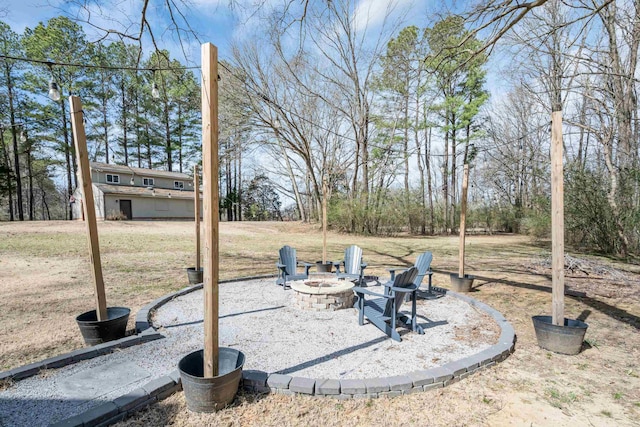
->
[46,62,61,102]
[48,79,61,101]
[20,130,27,143]
[151,81,160,99]
[274,118,281,130]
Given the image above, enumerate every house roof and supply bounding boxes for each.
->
[94,183,200,200]
[90,162,192,180]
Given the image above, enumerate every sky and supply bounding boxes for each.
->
[1,0,455,66]
[1,0,510,96]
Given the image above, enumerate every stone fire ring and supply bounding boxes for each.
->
[290,279,355,311]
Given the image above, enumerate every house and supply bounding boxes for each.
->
[71,162,201,220]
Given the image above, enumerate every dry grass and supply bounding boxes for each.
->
[1,220,639,426]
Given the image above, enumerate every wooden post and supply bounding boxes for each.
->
[458,163,469,278]
[322,175,328,264]
[194,164,201,271]
[202,43,219,377]
[551,110,565,326]
[69,96,108,321]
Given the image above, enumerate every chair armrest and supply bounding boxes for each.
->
[388,285,419,294]
[276,263,286,268]
[298,262,314,267]
[360,262,368,272]
[352,287,392,299]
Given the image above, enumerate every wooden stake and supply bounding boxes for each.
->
[458,163,469,278]
[201,43,219,378]
[551,110,565,326]
[69,96,108,321]
[194,164,201,271]
[322,175,328,264]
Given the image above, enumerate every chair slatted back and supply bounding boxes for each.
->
[279,245,297,275]
[413,252,433,286]
[343,245,363,274]
[383,267,418,318]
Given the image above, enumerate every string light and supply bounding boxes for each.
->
[46,62,61,101]
[151,70,160,99]
[48,79,61,101]
[152,82,160,99]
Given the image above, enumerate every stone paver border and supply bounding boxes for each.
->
[0,329,163,384]
[5,275,515,426]
[241,285,516,398]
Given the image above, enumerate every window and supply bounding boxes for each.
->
[143,178,154,186]
[106,174,120,184]
[174,181,184,189]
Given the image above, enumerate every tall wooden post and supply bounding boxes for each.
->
[458,163,469,278]
[322,175,328,264]
[69,96,108,321]
[202,43,219,377]
[551,110,565,326]
[194,164,201,271]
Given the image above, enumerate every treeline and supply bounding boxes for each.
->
[227,1,638,256]
[0,17,201,221]
[2,1,639,258]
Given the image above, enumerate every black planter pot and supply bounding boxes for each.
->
[532,315,589,355]
[178,348,245,412]
[187,267,204,284]
[76,307,130,346]
[316,262,333,273]
[450,273,475,292]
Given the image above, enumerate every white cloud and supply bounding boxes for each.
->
[352,0,416,33]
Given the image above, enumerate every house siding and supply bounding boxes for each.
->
[75,163,198,220]
[71,186,106,220]
[104,194,198,220]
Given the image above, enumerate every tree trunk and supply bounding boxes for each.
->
[415,95,426,235]
[6,64,24,220]
[27,144,33,220]
[1,127,14,221]
[277,136,306,222]
[404,91,410,232]
[60,97,73,220]
[443,125,449,233]
[451,113,457,233]
[426,126,434,234]
[121,80,128,165]
[164,97,172,171]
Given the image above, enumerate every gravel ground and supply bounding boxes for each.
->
[0,278,498,426]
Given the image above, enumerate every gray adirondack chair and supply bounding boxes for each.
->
[334,245,367,286]
[276,245,312,290]
[353,267,424,342]
[386,251,433,294]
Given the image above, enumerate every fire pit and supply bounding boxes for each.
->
[290,278,355,311]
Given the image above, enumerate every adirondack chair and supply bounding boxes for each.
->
[334,245,367,286]
[276,245,312,290]
[353,267,424,342]
[386,251,434,295]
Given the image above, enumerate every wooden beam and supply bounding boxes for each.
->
[201,43,219,378]
[194,164,201,271]
[322,175,328,264]
[458,163,469,278]
[551,110,565,326]
[69,96,108,321]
